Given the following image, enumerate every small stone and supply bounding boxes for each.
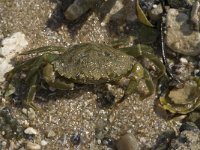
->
[24,127,37,135]
[9,141,16,150]
[64,0,96,20]
[27,108,36,120]
[22,108,36,120]
[100,22,106,27]
[1,98,6,104]
[41,140,48,146]
[23,120,29,127]
[194,69,200,76]
[116,133,139,150]
[180,57,188,64]
[47,130,56,138]
[97,139,101,145]
[26,142,41,150]
[2,141,7,146]
[22,108,28,114]
[166,9,200,56]
[2,131,5,135]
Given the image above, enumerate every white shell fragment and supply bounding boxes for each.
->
[40,140,48,146]
[0,32,28,57]
[24,127,38,135]
[0,59,14,83]
[0,32,28,83]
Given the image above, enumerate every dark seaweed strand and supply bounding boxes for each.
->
[159,0,183,87]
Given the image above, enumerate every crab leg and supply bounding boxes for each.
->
[119,63,154,103]
[118,44,165,79]
[5,53,59,98]
[141,49,165,79]
[25,73,39,110]
[20,46,66,55]
[4,56,44,97]
[5,56,41,82]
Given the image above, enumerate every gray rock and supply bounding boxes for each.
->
[64,0,97,20]
[26,142,41,150]
[116,133,139,150]
[166,8,200,56]
[169,122,200,150]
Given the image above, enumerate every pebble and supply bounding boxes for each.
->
[23,120,30,127]
[24,127,37,135]
[116,133,139,150]
[166,9,200,56]
[2,141,7,146]
[64,0,96,21]
[22,108,28,114]
[9,141,16,150]
[22,108,36,120]
[47,130,56,138]
[26,142,41,150]
[41,140,48,146]
[27,108,36,120]
[180,57,188,64]
[97,139,101,145]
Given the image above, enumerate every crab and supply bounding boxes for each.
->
[4,43,165,109]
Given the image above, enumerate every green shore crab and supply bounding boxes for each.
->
[4,43,165,109]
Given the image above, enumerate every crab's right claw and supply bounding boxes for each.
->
[119,63,154,103]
